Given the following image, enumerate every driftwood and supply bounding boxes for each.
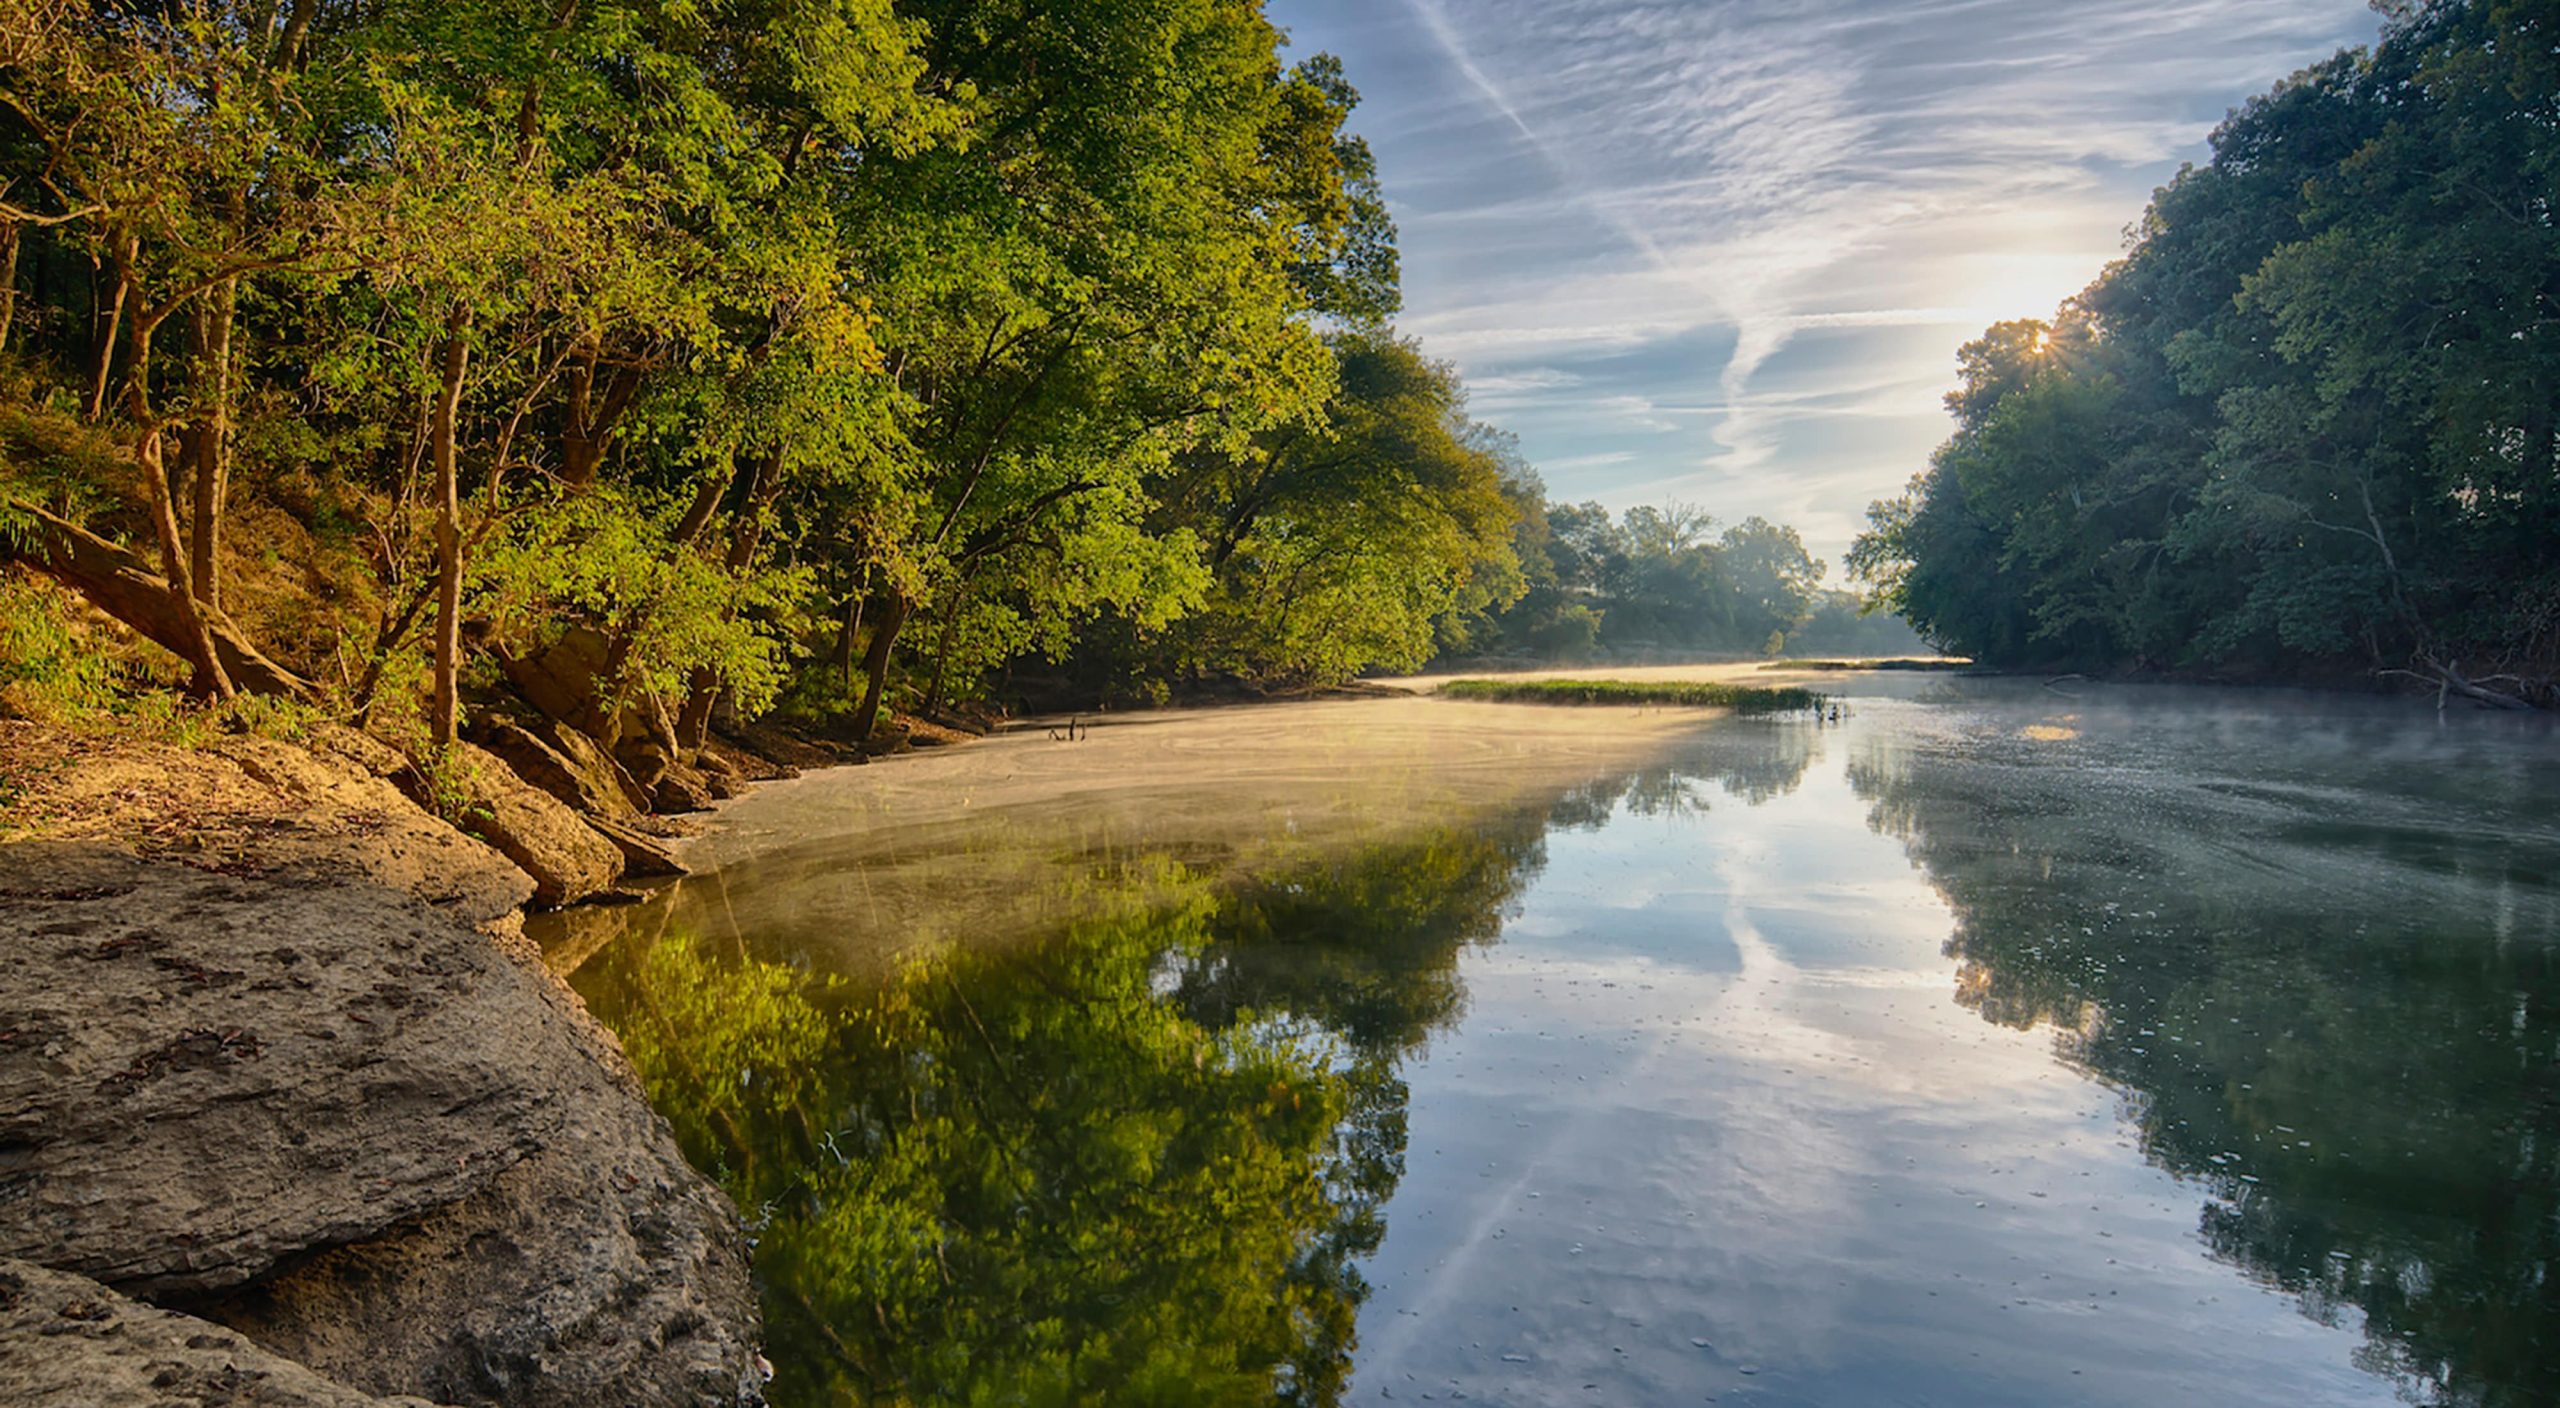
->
[2381,656,2542,712]
[4,499,314,699]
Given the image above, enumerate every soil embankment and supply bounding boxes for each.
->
[0,720,766,1406]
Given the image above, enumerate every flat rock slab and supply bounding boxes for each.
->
[0,725,532,927]
[0,1258,449,1407]
[440,742,624,909]
[0,844,580,1294]
[198,1068,764,1408]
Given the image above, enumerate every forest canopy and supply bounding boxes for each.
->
[1849,0,2558,707]
[0,0,1891,769]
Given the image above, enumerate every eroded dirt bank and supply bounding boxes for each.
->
[0,721,765,1406]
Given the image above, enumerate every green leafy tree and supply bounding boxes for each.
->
[1154,329,1523,685]
[1851,0,2557,700]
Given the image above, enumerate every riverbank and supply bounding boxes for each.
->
[0,670,1867,1403]
[527,689,1752,981]
[0,717,770,1405]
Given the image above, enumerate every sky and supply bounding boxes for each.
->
[1265,0,2384,570]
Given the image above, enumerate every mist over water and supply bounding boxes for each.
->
[542,676,2560,1407]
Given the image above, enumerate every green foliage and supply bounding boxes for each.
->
[407,741,493,828]
[0,0,1869,733]
[0,386,118,534]
[0,574,122,719]
[1146,331,1524,685]
[1436,677,1826,715]
[0,569,340,742]
[1466,498,1856,662]
[1851,0,2560,696]
[474,487,808,716]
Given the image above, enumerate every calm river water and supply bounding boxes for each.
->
[545,676,2559,1407]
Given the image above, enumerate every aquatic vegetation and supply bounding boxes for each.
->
[1435,677,1825,714]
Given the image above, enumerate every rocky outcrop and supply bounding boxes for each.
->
[698,738,796,785]
[693,751,745,800]
[584,814,687,878]
[0,725,531,927]
[0,837,765,1405]
[0,844,599,1294]
[429,744,624,908]
[496,628,618,745]
[648,761,715,814]
[0,1258,452,1408]
[611,721,681,803]
[468,720,645,821]
[494,627,699,809]
[713,721,851,773]
[195,1047,762,1407]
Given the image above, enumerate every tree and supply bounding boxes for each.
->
[1153,329,1522,685]
[1717,516,1821,652]
[1850,0,2557,701]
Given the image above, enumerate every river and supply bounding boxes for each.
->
[535,673,2559,1407]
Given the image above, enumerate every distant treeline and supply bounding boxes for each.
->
[0,1,1898,746]
[1849,0,2556,707]
[1456,499,1921,664]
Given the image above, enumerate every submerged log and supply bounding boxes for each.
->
[4,499,314,700]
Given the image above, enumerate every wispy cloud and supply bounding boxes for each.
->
[1273,0,2379,566]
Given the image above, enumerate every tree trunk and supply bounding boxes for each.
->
[136,426,232,699]
[673,671,719,751]
[851,594,910,744]
[562,341,600,489]
[0,221,21,352]
[672,458,739,545]
[675,454,778,750]
[559,348,638,490]
[830,590,863,685]
[921,576,976,716]
[349,575,438,726]
[184,283,235,609]
[86,259,126,421]
[111,235,230,700]
[429,310,470,749]
[4,499,309,697]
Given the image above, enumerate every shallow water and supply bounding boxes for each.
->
[548,678,2560,1407]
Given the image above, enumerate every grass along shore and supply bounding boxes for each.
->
[1435,678,1828,714]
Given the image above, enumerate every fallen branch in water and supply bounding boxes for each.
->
[2379,656,2542,712]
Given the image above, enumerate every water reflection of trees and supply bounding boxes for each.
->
[1847,735,2560,1408]
[1547,719,1827,829]
[572,817,1551,1407]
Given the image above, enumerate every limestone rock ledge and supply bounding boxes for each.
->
[0,1258,451,1408]
[0,772,763,1405]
